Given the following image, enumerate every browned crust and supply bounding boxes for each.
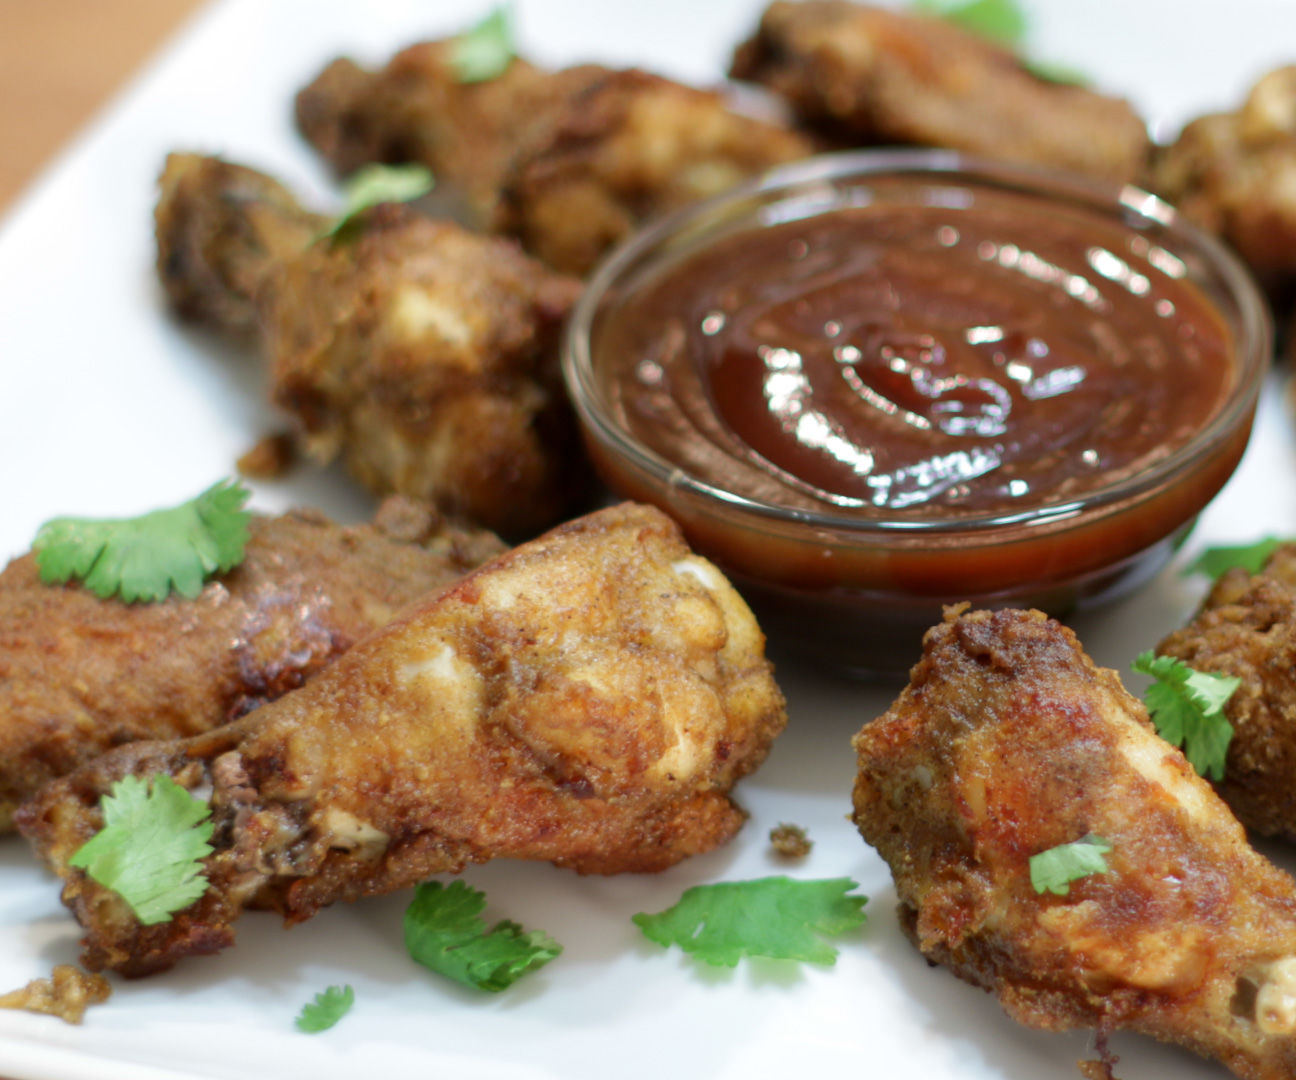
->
[730,1,1149,183]
[0,498,502,831]
[18,504,786,978]
[853,606,1296,1080]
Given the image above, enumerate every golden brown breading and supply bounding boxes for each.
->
[295,47,604,228]
[730,1,1149,184]
[1157,543,1296,841]
[155,153,587,537]
[295,47,815,275]
[0,497,502,833]
[853,606,1296,1080]
[1149,66,1296,297]
[490,67,815,276]
[17,504,787,978]
[0,966,111,1025]
[155,156,326,335]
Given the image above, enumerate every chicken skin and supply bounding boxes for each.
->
[852,606,1296,1080]
[1157,543,1296,842]
[295,44,815,275]
[156,153,586,537]
[730,1,1149,184]
[17,504,787,977]
[0,497,502,834]
[1149,66,1296,298]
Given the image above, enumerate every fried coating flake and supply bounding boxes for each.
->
[730,1,1149,183]
[17,504,787,978]
[852,606,1296,1080]
[295,46,815,275]
[1157,543,1296,841]
[1149,66,1296,296]
[0,497,501,833]
[156,153,586,537]
[0,965,111,1025]
[768,822,812,858]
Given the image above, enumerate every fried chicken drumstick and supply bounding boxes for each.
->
[729,1,1149,184]
[295,42,815,275]
[0,497,502,834]
[155,153,585,537]
[18,504,787,978]
[1157,543,1296,842]
[852,606,1296,1080]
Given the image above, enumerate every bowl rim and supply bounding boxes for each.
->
[562,148,1272,539]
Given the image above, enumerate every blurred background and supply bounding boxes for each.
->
[0,0,205,210]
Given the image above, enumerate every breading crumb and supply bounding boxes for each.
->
[0,965,111,1024]
[237,432,297,479]
[769,822,812,858]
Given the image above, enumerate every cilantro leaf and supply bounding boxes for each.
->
[34,478,251,603]
[633,876,867,967]
[451,5,515,84]
[1029,835,1112,896]
[295,985,354,1033]
[913,0,1027,47]
[913,0,1087,85]
[322,163,435,243]
[1133,652,1240,780]
[1022,58,1090,86]
[1182,538,1283,580]
[404,880,561,992]
[68,775,214,925]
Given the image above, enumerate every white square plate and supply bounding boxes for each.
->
[1,3,1295,1078]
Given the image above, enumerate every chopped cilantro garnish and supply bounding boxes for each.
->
[1022,57,1090,86]
[450,5,515,84]
[322,163,435,243]
[913,0,1027,47]
[1029,835,1112,896]
[295,985,355,1033]
[404,880,561,992]
[34,478,251,603]
[1133,652,1240,781]
[633,876,867,967]
[1182,538,1284,580]
[68,775,214,925]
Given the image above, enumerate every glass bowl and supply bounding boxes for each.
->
[562,150,1271,677]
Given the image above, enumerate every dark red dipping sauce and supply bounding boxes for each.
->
[595,183,1235,519]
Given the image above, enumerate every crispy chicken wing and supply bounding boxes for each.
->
[0,497,501,833]
[17,504,787,977]
[295,46,603,228]
[1157,543,1296,841]
[730,1,1149,184]
[489,66,815,276]
[295,46,815,275]
[852,606,1296,1080]
[1149,66,1296,297]
[156,153,586,537]
[154,157,325,335]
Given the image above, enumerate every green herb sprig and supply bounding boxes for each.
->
[68,775,214,925]
[1133,652,1240,781]
[404,880,561,992]
[34,479,251,603]
[633,876,867,967]
[450,6,515,84]
[322,163,435,243]
[1029,835,1112,896]
[295,985,355,1033]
